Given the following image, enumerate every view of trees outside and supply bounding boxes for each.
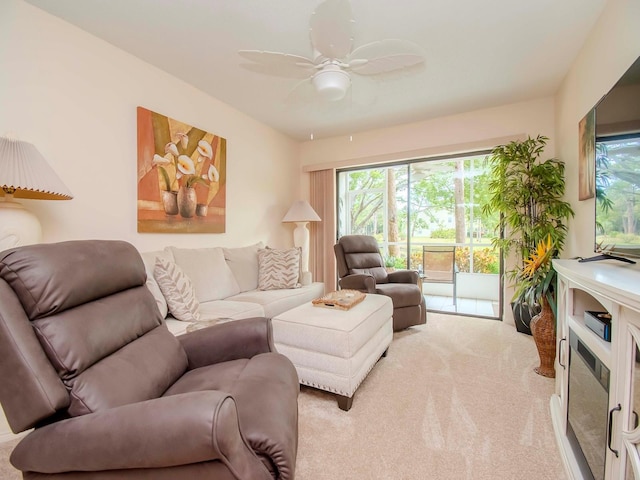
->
[595,136,640,246]
[337,153,501,275]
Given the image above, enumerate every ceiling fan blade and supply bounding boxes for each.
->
[237,50,317,79]
[348,39,425,75]
[349,39,424,61]
[238,50,316,69]
[309,0,354,60]
[240,63,314,79]
[349,53,424,76]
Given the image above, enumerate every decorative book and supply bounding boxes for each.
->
[312,290,366,310]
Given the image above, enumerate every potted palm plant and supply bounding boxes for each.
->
[483,135,574,335]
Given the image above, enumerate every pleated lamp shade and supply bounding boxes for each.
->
[0,137,73,200]
[282,200,321,223]
[0,137,73,251]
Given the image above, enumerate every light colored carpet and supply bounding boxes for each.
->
[0,313,565,479]
[295,313,565,479]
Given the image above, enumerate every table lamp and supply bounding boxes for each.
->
[282,200,321,285]
[0,136,73,251]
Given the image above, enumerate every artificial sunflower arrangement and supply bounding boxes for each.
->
[512,234,557,317]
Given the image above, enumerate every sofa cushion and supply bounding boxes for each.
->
[198,300,264,321]
[154,257,201,322]
[31,287,163,378]
[227,282,324,318]
[375,283,423,308]
[164,318,192,336]
[67,325,188,416]
[0,240,147,320]
[163,300,264,336]
[223,242,264,292]
[168,247,240,302]
[140,250,174,318]
[257,247,301,290]
[351,264,389,283]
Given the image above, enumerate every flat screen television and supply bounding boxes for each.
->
[591,56,640,262]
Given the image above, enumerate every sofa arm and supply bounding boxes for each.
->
[179,317,274,369]
[388,269,419,284]
[339,273,376,293]
[10,391,271,479]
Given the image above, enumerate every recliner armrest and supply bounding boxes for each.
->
[179,317,274,369]
[388,269,419,284]
[339,273,376,293]
[10,391,271,479]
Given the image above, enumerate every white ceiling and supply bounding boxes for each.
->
[25,0,608,141]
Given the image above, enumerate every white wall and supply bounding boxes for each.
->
[556,0,640,259]
[299,97,557,169]
[0,0,302,253]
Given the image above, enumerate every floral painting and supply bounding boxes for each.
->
[578,108,596,201]
[137,107,226,233]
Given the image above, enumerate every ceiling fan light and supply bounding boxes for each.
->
[312,65,351,101]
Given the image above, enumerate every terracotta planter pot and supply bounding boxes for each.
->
[530,300,556,378]
[177,186,197,218]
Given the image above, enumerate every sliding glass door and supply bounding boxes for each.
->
[337,152,502,319]
[337,165,409,261]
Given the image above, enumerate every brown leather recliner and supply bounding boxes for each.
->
[0,240,299,480]
[334,235,426,331]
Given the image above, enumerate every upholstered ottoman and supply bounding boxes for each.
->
[272,294,393,411]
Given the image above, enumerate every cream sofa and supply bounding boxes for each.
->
[140,242,325,336]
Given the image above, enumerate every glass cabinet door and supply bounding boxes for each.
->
[623,323,640,479]
[555,277,570,428]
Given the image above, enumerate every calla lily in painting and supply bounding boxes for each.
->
[153,154,171,165]
[197,140,213,159]
[206,164,219,182]
[176,133,189,149]
[177,155,196,175]
[165,142,179,157]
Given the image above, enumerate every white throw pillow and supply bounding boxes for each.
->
[258,247,302,290]
[168,246,240,302]
[154,257,200,322]
[223,242,264,292]
[139,250,174,318]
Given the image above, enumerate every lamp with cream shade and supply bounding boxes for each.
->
[0,136,73,252]
[282,200,321,285]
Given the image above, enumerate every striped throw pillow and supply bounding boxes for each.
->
[154,257,200,322]
[258,247,301,290]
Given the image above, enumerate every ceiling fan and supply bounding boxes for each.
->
[238,0,425,102]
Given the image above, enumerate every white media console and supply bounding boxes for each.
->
[552,259,640,480]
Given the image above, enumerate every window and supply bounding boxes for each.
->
[337,152,502,319]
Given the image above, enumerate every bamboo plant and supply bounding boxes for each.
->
[483,135,574,315]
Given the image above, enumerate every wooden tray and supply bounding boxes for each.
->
[312,290,366,310]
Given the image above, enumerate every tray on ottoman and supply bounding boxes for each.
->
[312,289,365,310]
[271,293,393,411]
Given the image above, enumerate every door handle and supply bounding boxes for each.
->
[558,338,566,369]
[608,404,621,457]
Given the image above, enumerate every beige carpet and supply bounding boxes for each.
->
[0,313,565,479]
